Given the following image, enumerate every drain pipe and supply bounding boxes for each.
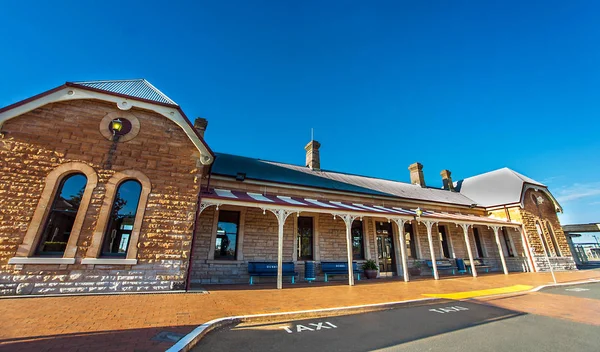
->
[185,161,214,292]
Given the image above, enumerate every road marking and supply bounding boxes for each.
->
[565,288,590,292]
[429,306,469,314]
[281,321,338,334]
[423,285,533,299]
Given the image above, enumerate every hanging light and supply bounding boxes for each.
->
[415,207,423,218]
[111,119,123,135]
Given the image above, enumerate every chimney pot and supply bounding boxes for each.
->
[440,169,455,191]
[194,118,208,138]
[305,140,321,170]
[408,162,426,187]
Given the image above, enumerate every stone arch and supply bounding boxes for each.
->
[13,162,98,258]
[86,170,151,260]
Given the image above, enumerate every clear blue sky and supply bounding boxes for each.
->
[1,1,598,239]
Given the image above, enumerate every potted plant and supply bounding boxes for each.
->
[362,259,378,279]
[409,261,422,276]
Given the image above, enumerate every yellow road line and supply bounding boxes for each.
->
[423,284,533,300]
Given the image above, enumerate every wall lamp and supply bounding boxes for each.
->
[415,207,423,218]
[111,119,123,137]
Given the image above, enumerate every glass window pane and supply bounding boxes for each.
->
[101,180,142,257]
[439,226,450,258]
[351,220,364,260]
[536,222,551,255]
[36,173,87,255]
[502,229,514,257]
[546,223,561,257]
[214,210,240,260]
[297,217,313,260]
[473,228,485,258]
[404,223,417,259]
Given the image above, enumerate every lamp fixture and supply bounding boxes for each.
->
[111,118,123,135]
[415,207,423,218]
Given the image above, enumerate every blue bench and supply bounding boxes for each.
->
[464,259,491,273]
[425,259,457,276]
[321,261,361,282]
[248,262,298,285]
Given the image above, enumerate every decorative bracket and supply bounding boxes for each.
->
[198,202,218,215]
[332,213,361,227]
[387,217,406,229]
[264,208,297,225]
[457,223,471,233]
[421,219,438,231]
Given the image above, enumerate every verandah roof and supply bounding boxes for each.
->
[201,188,521,228]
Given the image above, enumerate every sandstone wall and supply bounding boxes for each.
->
[0,100,203,295]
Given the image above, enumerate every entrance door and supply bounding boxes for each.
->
[376,222,396,277]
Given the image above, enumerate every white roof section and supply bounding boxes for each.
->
[456,167,546,208]
[265,161,479,207]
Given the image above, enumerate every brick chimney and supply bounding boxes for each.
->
[440,169,455,191]
[194,118,208,138]
[408,162,425,187]
[305,140,321,170]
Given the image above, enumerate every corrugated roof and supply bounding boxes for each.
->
[71,79,177,105]
[456,167,545,207]
[212,153,479,207]
[201,188,517,226]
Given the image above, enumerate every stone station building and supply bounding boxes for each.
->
[0,79,575,295]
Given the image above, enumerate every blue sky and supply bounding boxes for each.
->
[1,1,598,241]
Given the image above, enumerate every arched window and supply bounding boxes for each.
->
[101,180,142,257]
[546,222,562,257]
[535,221,551,255]
[35,173,87,255]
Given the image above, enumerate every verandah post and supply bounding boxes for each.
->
[277,220,284,289]
[424,220,439,280]
[492,226,509,275]
[345,217,355,286]
[391,218,409,282]
[460,223,477,277]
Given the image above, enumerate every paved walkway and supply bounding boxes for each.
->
[1,270,599,352]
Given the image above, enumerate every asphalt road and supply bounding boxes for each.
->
[194,283,600,352]
[540,281,600,300]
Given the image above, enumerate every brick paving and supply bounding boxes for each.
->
[0,270,599,352]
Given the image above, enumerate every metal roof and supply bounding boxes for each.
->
[70,79,177,106]
[212,153,479,207]
[456,167,546,207]
[201,188,518,226]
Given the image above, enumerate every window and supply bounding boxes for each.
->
[473,227,485,258]
[536,221,551,255]
[351,220,364,260]
[101,180,142,257]
[214,211,240,260]
[297,216,314,260]
[501,228,515,257]
[438,225,451,258]
[546,222,561,257]
[35,173,87,256]
[404,223,418,259]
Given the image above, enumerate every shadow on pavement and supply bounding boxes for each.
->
[0,325,195,352]
[195,299,526,352]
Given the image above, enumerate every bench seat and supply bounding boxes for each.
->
[320,262,361,282]
[426,259,457,275]
[248,262,298,285]
[464,259,491,273]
